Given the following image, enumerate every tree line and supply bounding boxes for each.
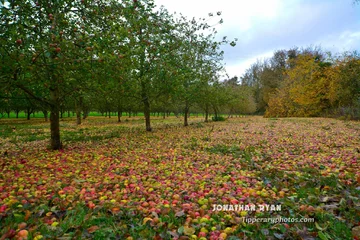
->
[240,47,360,119]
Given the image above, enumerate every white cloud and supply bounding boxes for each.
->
[224,51,274,78]
[317,31,360,53]
[154,0,360,77]
[155,0,283,31]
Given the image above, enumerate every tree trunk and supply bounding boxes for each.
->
[213,105,218,119]
[27,108,31,120]
[76,110,81,125]
[205,105,209,122]
[16,111,19,118]
[143,95,152,131]
[117,110,122,122]
[83,109,88,119]
[43,110,48,122]
[184,104,189,127]
[76,97,82,125]
[50,87,61,150]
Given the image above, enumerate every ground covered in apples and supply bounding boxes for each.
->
[0,116,359,239]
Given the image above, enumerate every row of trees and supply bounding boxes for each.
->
[0,0,242,149]
[240,47,360,118]
[0,78,255,121]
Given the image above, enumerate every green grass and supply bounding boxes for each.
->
[1,111,231,119]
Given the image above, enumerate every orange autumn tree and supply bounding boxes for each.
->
[265,51,334,117]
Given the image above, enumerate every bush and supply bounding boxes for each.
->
[212,116,226,121]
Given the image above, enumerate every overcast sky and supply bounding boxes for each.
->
[154,0,360,78]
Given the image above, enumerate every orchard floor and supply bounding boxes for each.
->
[0,116,359,240]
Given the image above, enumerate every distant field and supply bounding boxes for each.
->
[0,116,359,239]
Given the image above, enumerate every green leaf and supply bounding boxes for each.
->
[318,231,329,240]
[315,222,328,231]
[13,213,23,220]
[279,224,287,233]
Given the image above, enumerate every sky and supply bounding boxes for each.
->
[154,0,360,78]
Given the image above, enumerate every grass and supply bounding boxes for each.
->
[0,116,359,239]
[0,111,225,119]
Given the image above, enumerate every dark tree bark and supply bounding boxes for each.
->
[76,97,82,125]
[205,104,209,122]
[43,110,48,122]
[76,111,81,124]
[50,85,61,150]
[143,94,152,131]
[184,103,189,127]
[117,110,122,122]
[26,108,31,120]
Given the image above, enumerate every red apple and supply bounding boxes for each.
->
[198,232,207,238]
[18,222,27,230]
[3,229,16,239]
[88,201,95,209]
[17,229,28,239]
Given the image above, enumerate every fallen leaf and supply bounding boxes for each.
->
[87,225,100,233]
[24,210,31,221]
[352,226,360,238]
[183,226,195,236]
[175,210,185,217]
